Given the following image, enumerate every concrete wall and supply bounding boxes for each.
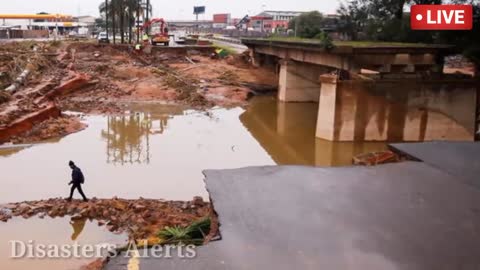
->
[317,75,478,142]
[0,29,49,39]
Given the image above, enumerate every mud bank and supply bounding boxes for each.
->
[0,41,277,144]
[0,197,211,241]
[4,114,86,144]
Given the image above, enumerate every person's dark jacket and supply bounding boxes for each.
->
[71,166,85,185]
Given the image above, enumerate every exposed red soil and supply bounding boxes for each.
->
[8,114,87,144]
[0,41,278,145]
[0,197,211,241]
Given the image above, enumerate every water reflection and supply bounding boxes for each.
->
[101,113,153,165]
[240,96,387,166]
[0,98,388,204]
[70,218,87,241]
[0,217,127,270]
[101,109,183,165]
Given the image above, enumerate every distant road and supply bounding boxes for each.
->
[208,38,248,54]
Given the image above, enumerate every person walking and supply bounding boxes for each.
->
[67,161,88,202]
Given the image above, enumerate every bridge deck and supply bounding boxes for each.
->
[242,38,454,55]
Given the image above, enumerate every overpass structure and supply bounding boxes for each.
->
[243,38,479,142]
[0,14,72,20]
[168,20,213,28]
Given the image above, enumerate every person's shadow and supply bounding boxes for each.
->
[70,218,87,241]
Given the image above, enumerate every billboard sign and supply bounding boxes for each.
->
[194,6,206,15]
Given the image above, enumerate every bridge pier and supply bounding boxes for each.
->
[278,60,327,102]
[243,39,479,142]
[316,74,478,142]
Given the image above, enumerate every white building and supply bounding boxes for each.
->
[258,11,304,22]
[75,16,96,26]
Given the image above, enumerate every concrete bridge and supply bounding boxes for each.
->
[242,39,479,142]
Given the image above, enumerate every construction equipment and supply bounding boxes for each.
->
[142,18,170,46]
[235,15,250,30]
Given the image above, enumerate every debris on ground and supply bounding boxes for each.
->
[353,150,401,166]
[80,259,105,270]
[0,91,10,104]
[0,40,278,144]
[8,114,87,144]
[0,197,211,241]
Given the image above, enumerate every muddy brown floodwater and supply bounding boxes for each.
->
[0,96,388,270]
[0,96,388,204]
[0,217,127,270]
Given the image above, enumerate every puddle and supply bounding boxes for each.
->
[0,217,127,270]
[0,97,386,204]
[0,97,388,269]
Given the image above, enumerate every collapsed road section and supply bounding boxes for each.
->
[106,153,480,270]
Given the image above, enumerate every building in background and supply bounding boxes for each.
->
[75,16,95,25]
[212,13,231,29]
[251,10,304,32]
[74,15,96,34]
[249,14,273,32]
[259,10,304,22]
[0,13,94,38]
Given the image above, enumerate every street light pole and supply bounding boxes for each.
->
[295,17,299,37]
[146,0,150,35]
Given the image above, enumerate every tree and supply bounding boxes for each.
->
[99,0,151,44]
[288,11,326,38]
[94,18,106,29]
[337,0,369,40]
[337,0,480,68]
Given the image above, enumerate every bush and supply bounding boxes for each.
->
[158,217,211,245]
[314,32,335,50]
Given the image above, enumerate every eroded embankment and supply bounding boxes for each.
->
[0,41,277,145]
[0,197,212,241]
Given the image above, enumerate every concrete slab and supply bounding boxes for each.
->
[390,142,480,189]
[106,162,480,270]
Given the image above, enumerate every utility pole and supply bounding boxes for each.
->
[105,0,109,41]
[295,17,299,37]
[146,0,150,35]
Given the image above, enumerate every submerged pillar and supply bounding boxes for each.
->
[316,74,478,142]
[278,60,327,102]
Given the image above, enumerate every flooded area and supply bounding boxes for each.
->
[0,96,387,204]
[0,217,127,270]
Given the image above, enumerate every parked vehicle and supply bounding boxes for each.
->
[142,18,170,46]
[97,32,110,43]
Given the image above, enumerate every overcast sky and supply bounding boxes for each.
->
[1,0,340,20]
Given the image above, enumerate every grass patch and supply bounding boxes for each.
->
[158,217,211,245]
[213,43,237,56]
[262,36,440,48]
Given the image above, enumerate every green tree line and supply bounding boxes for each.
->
[337,0,480,67]
[289,1,479,67]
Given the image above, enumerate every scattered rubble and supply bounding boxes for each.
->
[353,150,401,166]
[8,114,87,144]
[80,259,105,270]
[0,197,211,241]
